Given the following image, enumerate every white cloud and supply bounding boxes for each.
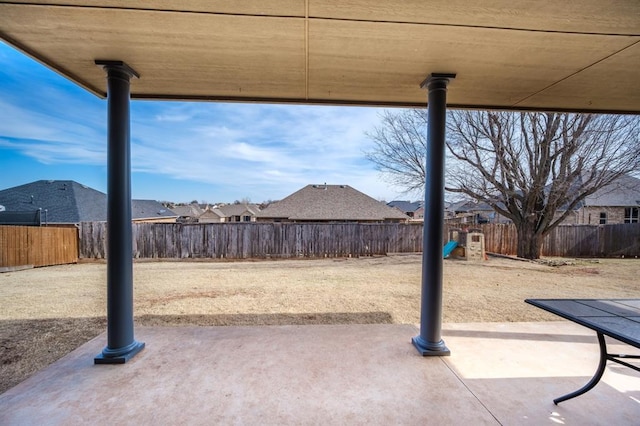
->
[127,103,387,189]
[1,97,411,201]
[153,105,197,123]
[224,142,283,163]
[0,98,107,166]
[0,53,411,202]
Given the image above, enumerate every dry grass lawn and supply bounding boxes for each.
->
[2,254,639,394]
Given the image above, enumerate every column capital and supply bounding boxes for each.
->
[95,60,140,79]
[420,73,456,90]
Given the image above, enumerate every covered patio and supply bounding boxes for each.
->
[0,1,638,422]
[1,322,639,424]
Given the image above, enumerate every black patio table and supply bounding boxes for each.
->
[525,298,640,404]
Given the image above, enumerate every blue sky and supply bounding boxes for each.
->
[0,42,412,204]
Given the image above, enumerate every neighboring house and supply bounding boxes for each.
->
[198,206,226,223]
[257,184,408,223]
[413,206,425,221]
[216,203,260,222]
[387,200,424,221]
[171,203,205,223]
[0,180,177,225]
[559,174,640,225]
[171,203,260,223]
[446,200,509,225]
[444,174,640,226]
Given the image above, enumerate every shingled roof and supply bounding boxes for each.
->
[0,180,176,224]
[170,204,205,218]
[584,174,640,207]
[217,203,260,217]
[387,200,422,214]
[132,199,175,221]
[258,184,408,222]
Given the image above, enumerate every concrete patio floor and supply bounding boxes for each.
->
[1,322,639,425]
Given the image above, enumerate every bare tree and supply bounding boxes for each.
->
[365,110,428,194]
[234,197,252,205]
[366,109,640,259]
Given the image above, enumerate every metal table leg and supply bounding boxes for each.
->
[554,332,608,405]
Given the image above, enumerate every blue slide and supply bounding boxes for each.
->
[443,240,458,258]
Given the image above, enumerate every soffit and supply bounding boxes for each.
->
[0,1,638,112]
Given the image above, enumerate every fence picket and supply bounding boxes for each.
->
[73,222,640,260]
[0,225,78,268]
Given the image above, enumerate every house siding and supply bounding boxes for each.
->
[554,207,636,225]
[580,206,628,225]
[553,210,580,225]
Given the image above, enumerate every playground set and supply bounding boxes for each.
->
[443,228,486,261]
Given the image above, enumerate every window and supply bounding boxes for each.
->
[243,215,251,222]
[599,212,607,225]
[624,207,639,223]
[234,215,241,222]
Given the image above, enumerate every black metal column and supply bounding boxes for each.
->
[412,73,455,356]
[94,60,145,364]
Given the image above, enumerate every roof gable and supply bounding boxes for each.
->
[387,200,421,213]
[171,204,204,217]
[259,184,408,221]
[217,203,260,217]
[199,207,224,219]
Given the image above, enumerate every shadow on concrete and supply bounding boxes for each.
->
[3,323,639,424]
[442,327,598,344]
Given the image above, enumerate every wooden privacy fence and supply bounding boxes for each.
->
[0,225,78,269]
[79,222,424,259]
[78,222,640,260]
[455,223,640,257]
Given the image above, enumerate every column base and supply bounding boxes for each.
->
[95,340,145,364]
[412,335,450,356]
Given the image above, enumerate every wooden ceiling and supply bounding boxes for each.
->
[1,1,639,112]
